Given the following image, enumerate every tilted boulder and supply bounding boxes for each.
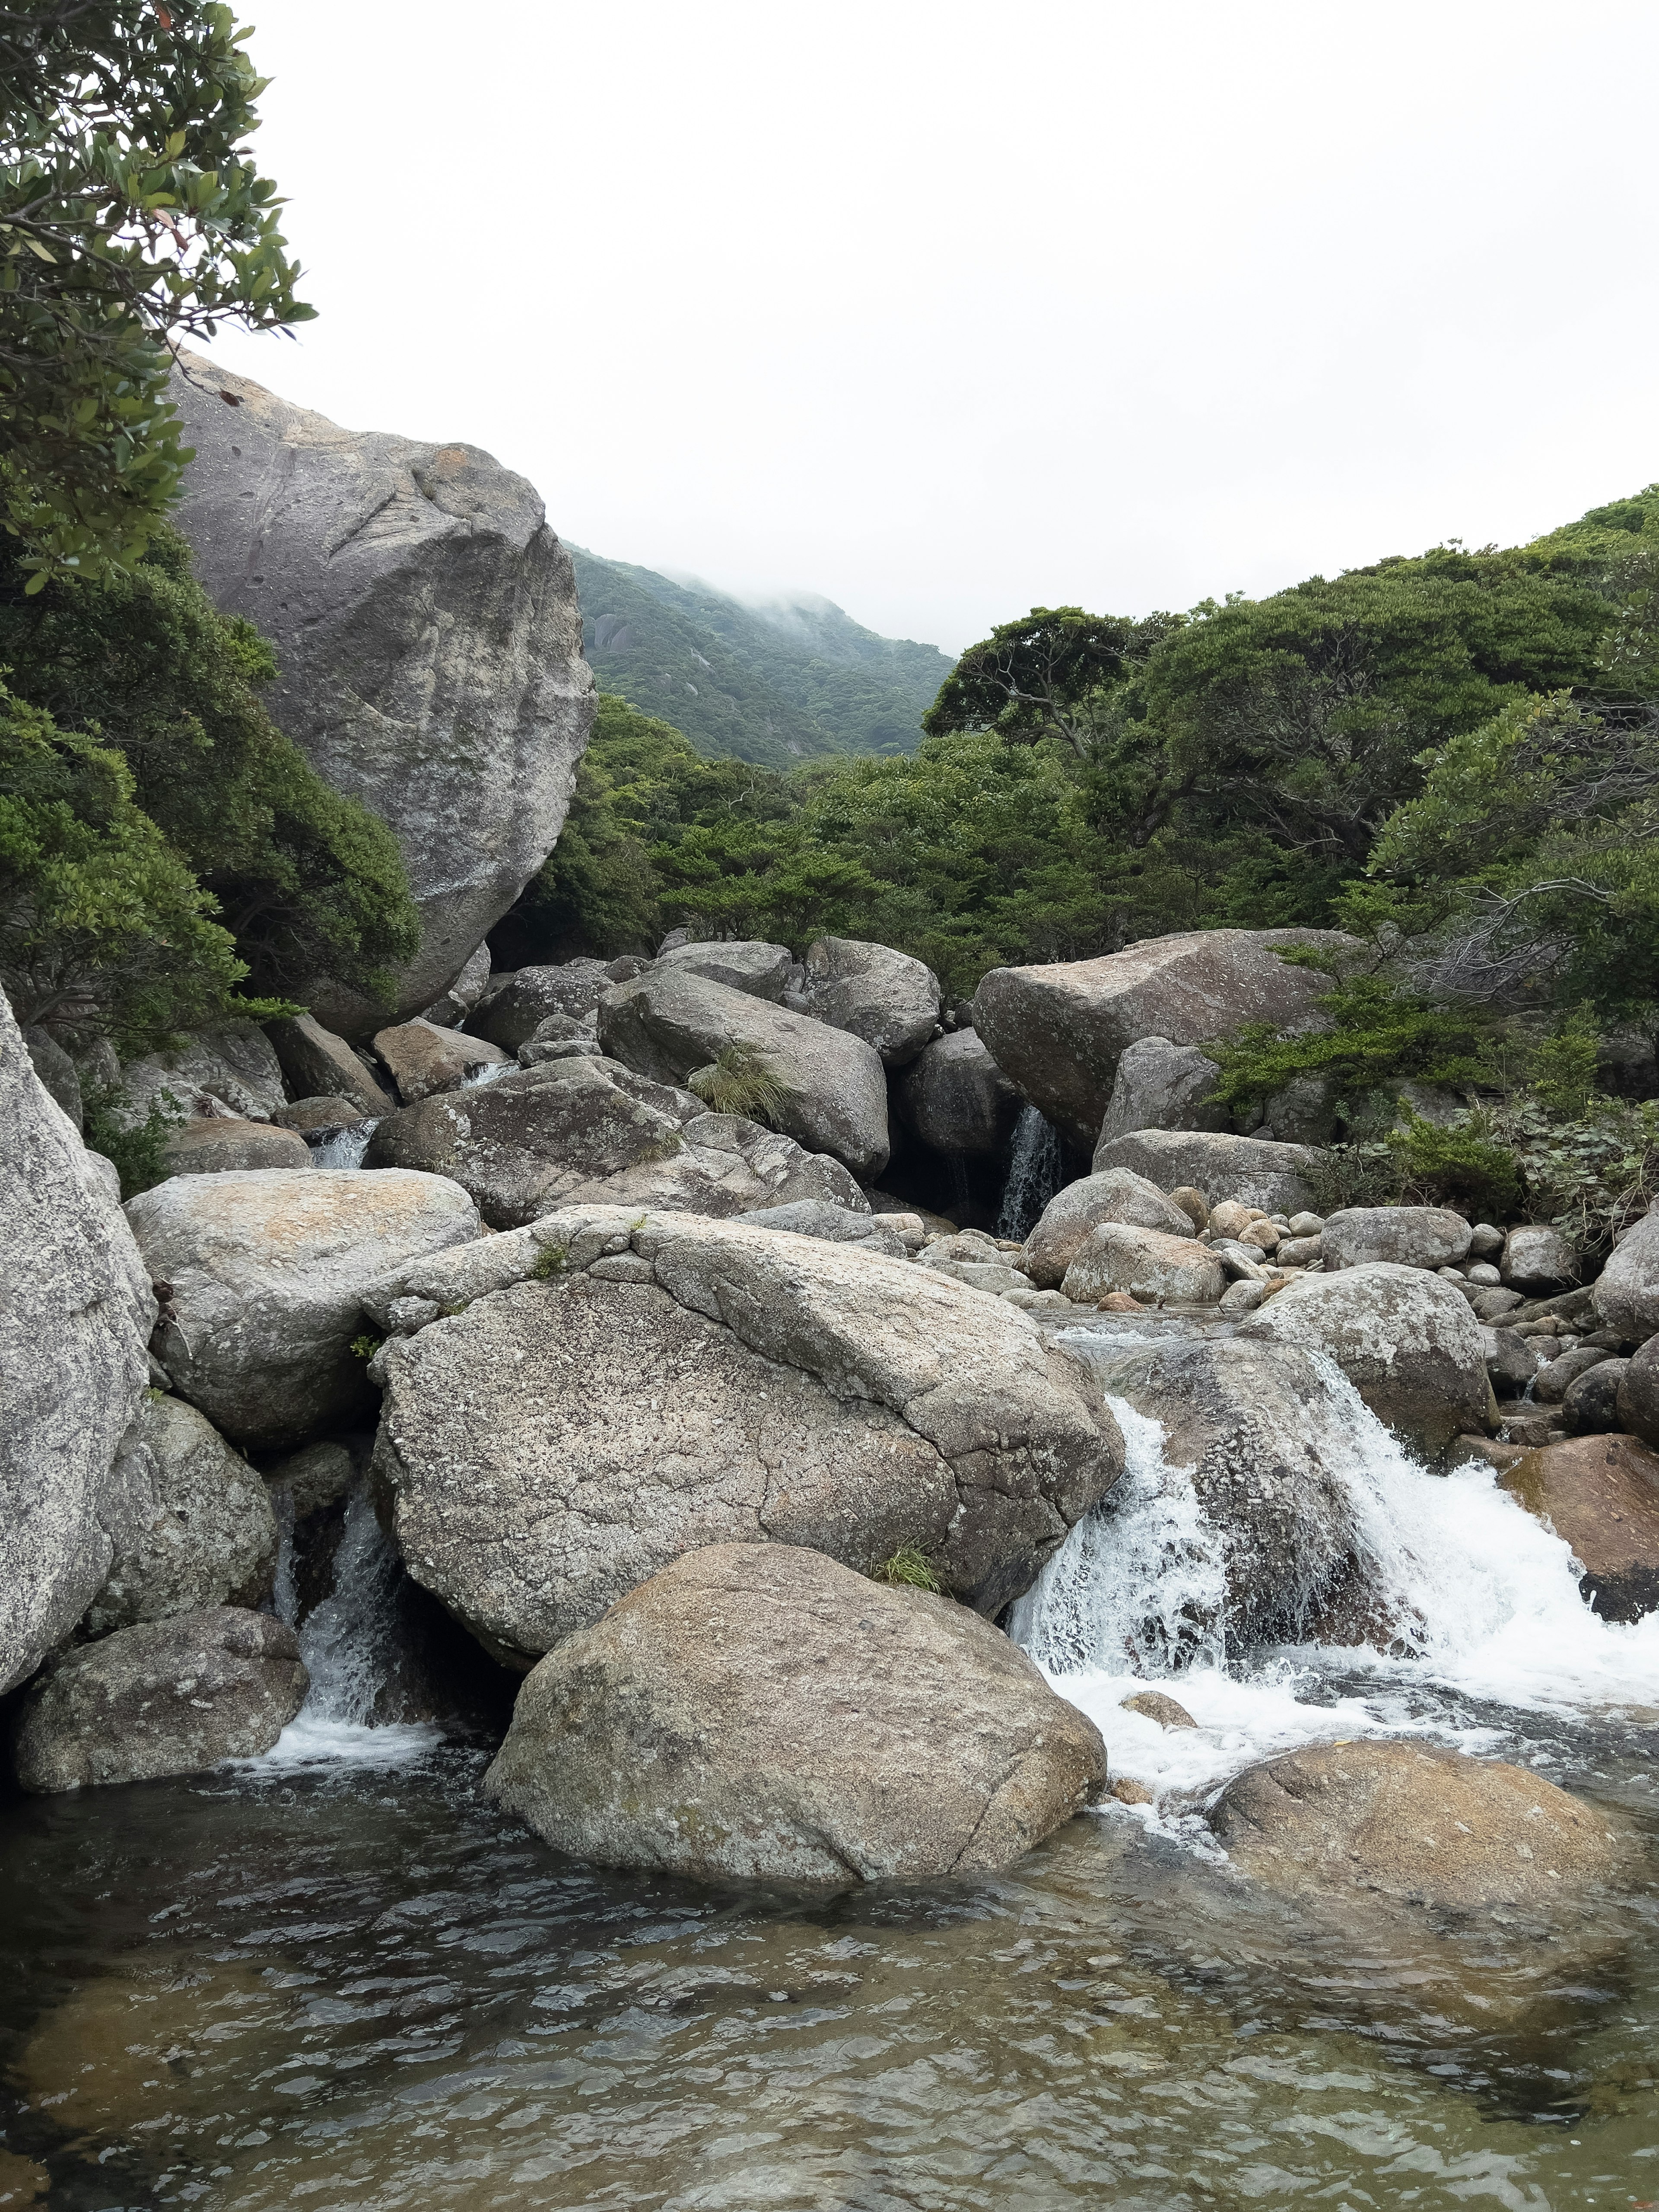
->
[1321,1206,1472,1272]
[972,928,1353,1148]
[655,940,794,1001]
[418,941,492,1028]
[1024,1168,1197,1287]
[372,1018,509,1103]
[895,1027,1024,1157]
[801,936,942,1065]
[111,1020,288,1129]
[598,967,890,1179]
[484,1543,1108,1881]
[84,1395,277,1635]
[12,1608,306,1792]
[1595,1213,1659,1341]
[1239,1263,1494,1458]
[266,1014,393,1117]
[471,961,617,1050]
[1095,1036,1228,1148]
[1085,1338,1373,1651]
[160,1119,313,1176]
[171,351,595,1027]
[1060,1224,1226,1307]
[372,1206,1123,1664]
[2,992,156,1695]
[125,1168,480,1450]
[1210,1738,1634,1911]
[1090,1128,1320,1214]
[1500,1433,1659,1623]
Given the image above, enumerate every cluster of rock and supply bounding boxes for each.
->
[9,916,1650,1909]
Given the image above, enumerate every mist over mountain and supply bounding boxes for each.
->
[571,548,955,771]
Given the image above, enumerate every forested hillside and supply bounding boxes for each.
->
[572,549,953,769]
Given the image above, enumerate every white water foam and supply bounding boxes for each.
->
[1018,1360,1659,1816]
[311,1119,378,1170]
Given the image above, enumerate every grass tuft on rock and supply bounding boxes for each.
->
[874,1545,942,1594]
[686,1042,794,1127]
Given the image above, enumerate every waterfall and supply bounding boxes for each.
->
[997,1105,1064,1239]
[461,1058,515,1087]
[311,1119,378,1170]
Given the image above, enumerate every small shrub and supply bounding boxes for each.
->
[81,1082,184,1200]
[874,1545,942,1594]
[1386,1107,1525,1217]
[350,1333,384,1361]
[532,1243,567,1280]
[686,1041,794,1126]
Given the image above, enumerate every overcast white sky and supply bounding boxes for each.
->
[196,0,1659,655]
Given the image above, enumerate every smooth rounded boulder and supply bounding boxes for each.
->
[1593,1212,1659,1341]
[1094,1036,1227,1148]
[125,1168,480,1450]
[1024,1168,1198,1287]
[1090,1128,1320,1214]
[1238,1263,1494,1458]
[12,1608,306,1792]
[1501,1223,1581,1294]
[372,1017,509,1102]
[1210,1738,1633,1912]
[972,928,1353,1148]
[85,1395,278,1635]
[1617,1332,1659,1446]
[483,1543,1109,1882]
[3,991,156,1695]
[1060,1224,1226,1307]
[597,967,890,1179]
[472,961,617,1049]
[1320,1206,1472,1272]
[655,939,794,1000]
[372,1205,1123,1664]
[801,936,942,1065]
[1500,1433,1659,1622]
[160,1119,313,1177]
[894,1027,1024,1157]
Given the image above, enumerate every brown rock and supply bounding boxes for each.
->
[1110,1778,1156,1805]
[1096,1290,1146,1313]
[1120,1690,1196,1729]
[1448,1434,1527,1472]
[161,1119,312,1177]
[1169,1185,1208,1231]
[265,1014,393,1117]
[1210,1738,1634,1910]
[1500,1433,1659,1622]
[272,1095,366,1131]
[372,1017,509,1103]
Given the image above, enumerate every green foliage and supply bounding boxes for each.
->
[1386,1107,1524,1217]
[1532,1009,1603,1118]
[349,1333,382,1362]
[923,604,1177,758]
[873,1545,941,1594]
[685,1041,793,1125]
[1,0,314,587]
[531,1243,566,1280]
[0,528,418,1037]
[82,1077,182,1197]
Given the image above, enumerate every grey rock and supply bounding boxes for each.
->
[22,1026,83,1127]
[1259,1072,1339,1145]
[266,1014,394,1117]
[1207,1238,1272,1282]
[1,991,156,1694]
[1502,1224,1582,1294]
[114,1021,288,1129]
[1466,1262,1503,1286]
[1218,1278,1267,1316]
[1091,1128,1321,1214]
[1533,1345,1614,1405]
[655,939,794,1001]
[1562,1357,1630,1435]
[84,1396,276,1634]
[172,351,595,1026]
[1617,1335,1659,1448]
[125,1168,480,1449]
[264,1440,358,1522]
[272,1094,366,1131]
[1468,1223,1505,1260]
[1322,1206,1473,1272]
[161,1119,313,1176]
[801,936,943,1066]
[734,1199,909,1259]
[520,1038,604,1065]
[372,1018,509,1103]
[1595,1215,1659,1341]
[1239,1263,1496,1459]
[1277,1234,1323,1267]
[472,962,617,1050]
[1095,1036,1228,1149]
[894,1027,1024,1157]
[1483,1327,1540,1395]
[13,1608,306,1791]
[372,1205,1123,1663]
[1024,1169,1197,1288]
[972,928,1354,1148]
[1060,1223,1227,1307]
[1472,1286,1526,1322]
[484,1543,1108,1881]
[418,941,493,1028]
[597,967,890,1179]
[1287,1211,1326,1237]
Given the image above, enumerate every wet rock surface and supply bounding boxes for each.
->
[1500,1432,1659,1622]
[484,1543,1108,1881]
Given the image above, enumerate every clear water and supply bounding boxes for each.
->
[5,1366,1659,2208]
[997,1105,1065,1239]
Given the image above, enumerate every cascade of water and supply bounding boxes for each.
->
[461,1058,515,1087]
[311,1119,379,1170]
[997,1105,1064,1239]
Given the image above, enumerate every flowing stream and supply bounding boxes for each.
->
[4,1367,1659,2207]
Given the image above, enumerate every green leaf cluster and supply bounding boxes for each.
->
[1,0,314,587]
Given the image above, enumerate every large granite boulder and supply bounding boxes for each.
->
[1087,1338,1368,1651]
[1595,1214,1659,1341]
[83,1396,277,1636]
[972,928,1352,1147]
[801,936,942,1066]
[597,968,889,1179]
[1095,1036,1228,1147]
[2,993,156,1695]
[1501,1223,1581,1294]
[655,940,793,1001]
[1091,1128,1321,1214]
[1321,1206,1472,1272]
[1239,1263,1494,1458]
[266,1014,393,1117]
[365,1057,862,1228]
[22,1025,83,1126]
[112,1021,288,1128]
[1024,1169,1197,1287]
[372,1018,509,1103]
[1210,1739,1634,1911]
[125,1168,480,1450]
[171,351,595,1028]
[372,1205,1123,1665]
[160,1119,312,1177]
[12,1608,306,1791]
[1060,1224,1226,1307]
[894,1027,1024,1157]
[1618,1335,1659,1446]
[485,1543,1108,1881]
[1500,1433,1659,1623]
[471,960,619,1050]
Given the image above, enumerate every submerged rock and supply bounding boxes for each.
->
[372,1205,1122,1663]
[483,1543,1108,1881]
[2,990,156,1695]
[13,1608,306,1792]
[1500,1433,1659,1622]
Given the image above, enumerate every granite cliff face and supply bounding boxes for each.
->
[170,352,595,1030]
